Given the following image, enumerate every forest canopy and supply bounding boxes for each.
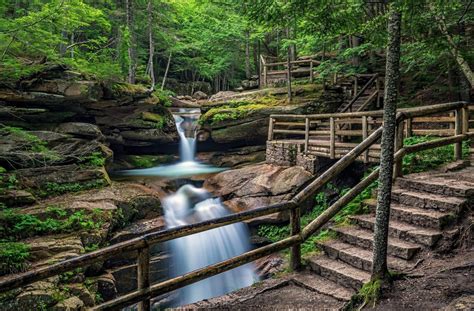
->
[0,0,472,99]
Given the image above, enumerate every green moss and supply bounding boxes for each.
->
[200,101,276,125]
[111,82,148,96]
[142,112,165,129]
[0,207,109,240]
[81,152,106,167]
[152,89,175,107]
[126,155,174,168]
[358,279,382,307]
[0,241,30,275]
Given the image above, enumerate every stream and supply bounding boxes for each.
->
[119,108,258,307]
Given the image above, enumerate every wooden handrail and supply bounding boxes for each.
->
[0,101,471,311]
[340,74,378,113]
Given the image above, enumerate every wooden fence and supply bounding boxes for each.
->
[268,103,472,163]
[0,102,472,311]
[260,55,320,87]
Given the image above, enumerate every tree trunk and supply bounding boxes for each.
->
[432,6,473,88]
[372,6,402,281]
[245,30,251,79]
[126,0,137,84]
[287,46,292,103]
[351,35,360,66]
[147,0,155,91]
[161,52,172,91]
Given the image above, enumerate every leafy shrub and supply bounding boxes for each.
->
[82,152,106,167]
[0,207,107,239]
[402,136,470,174]
[153,89,175,107]
[0,241,30,275]
[38,180,107,197]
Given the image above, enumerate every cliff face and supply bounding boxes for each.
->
[0,65,178,155]
[0,66,174,309]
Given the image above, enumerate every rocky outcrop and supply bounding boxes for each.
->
[0,65,178,154]
[204,163,313,225]
[198,85,343,147]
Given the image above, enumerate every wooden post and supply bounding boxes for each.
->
[309,60,314,83]
[287,48,292,103]
[264,65,268,87]
[376,75,381,108]
[330,117,335,159]
[137,247,150,311]
[353,76,358,97]
[290,207,301,271]
[268,117,274,141]
[393,121,405,178]
[462,106,469,134]
[304,117,310,154]
[405,118,413,137]
[362,116,369,163]
[455,108,462,160]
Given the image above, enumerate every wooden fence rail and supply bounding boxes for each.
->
[0,102,471,311]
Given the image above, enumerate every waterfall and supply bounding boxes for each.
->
[163,108,257,306]
[164,185,257,306]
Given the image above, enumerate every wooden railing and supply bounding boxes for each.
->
[339,73,381,113]
[269,102,472,163]
[260,55,321,87]
[0,102,472,311]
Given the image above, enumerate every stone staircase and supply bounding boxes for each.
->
[307,166,474,292]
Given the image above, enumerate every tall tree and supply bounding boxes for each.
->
[372,5,402,280]
[147,0,155,90]
[125,0,137,84]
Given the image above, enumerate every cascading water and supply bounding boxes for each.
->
[119,109,224,179]
[120,108,257,307]
[164,186,257,306]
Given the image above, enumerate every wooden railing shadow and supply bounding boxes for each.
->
[0,102,471,311]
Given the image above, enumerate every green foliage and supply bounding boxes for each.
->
[402,136,470,174]
[38,180,107,197]
[0,241,30,275]
[0,207,107,239]
[152,89,175,107]
[82,152,106,167]
[356,279,382,308]
[142,112,165,129]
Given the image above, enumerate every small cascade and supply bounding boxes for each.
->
[120,107,257,307]
[163,185,256,306]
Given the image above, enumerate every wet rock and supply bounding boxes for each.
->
[193,91,208,100]
[0,189,36,206]
[26,235,85,267]
[241,79,259,90]
[66,284,95,307]
[51,296,85,311]
[204,163,313,225]
[56,122,104,140]
[13,280,59,310]
[87,273,118,302]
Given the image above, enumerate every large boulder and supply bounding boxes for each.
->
[204,163,313,225]
[192,91,208,100]
[199,85,343,147]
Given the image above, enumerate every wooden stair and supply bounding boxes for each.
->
[307,167,473,291]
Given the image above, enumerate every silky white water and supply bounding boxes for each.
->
[122,108,257,306]
[118,110,225,178]
[164,109,257,305]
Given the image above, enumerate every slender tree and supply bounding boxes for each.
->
[126,0,137,84]
[147,0,155,90]
[371,5,402,280]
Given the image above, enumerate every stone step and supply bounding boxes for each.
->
[332,226,421,260]
[392,189,468,213]
[396,177,474,198]
[364,198,455,229]
[349,214,442,247]
[316,240,414,273]
[307,255,370,290]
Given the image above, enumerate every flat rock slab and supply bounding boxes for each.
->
[178,271,353,310]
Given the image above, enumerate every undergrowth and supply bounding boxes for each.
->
[0,206,108,240]
[0,241,31,275]
[402,136,470,174]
